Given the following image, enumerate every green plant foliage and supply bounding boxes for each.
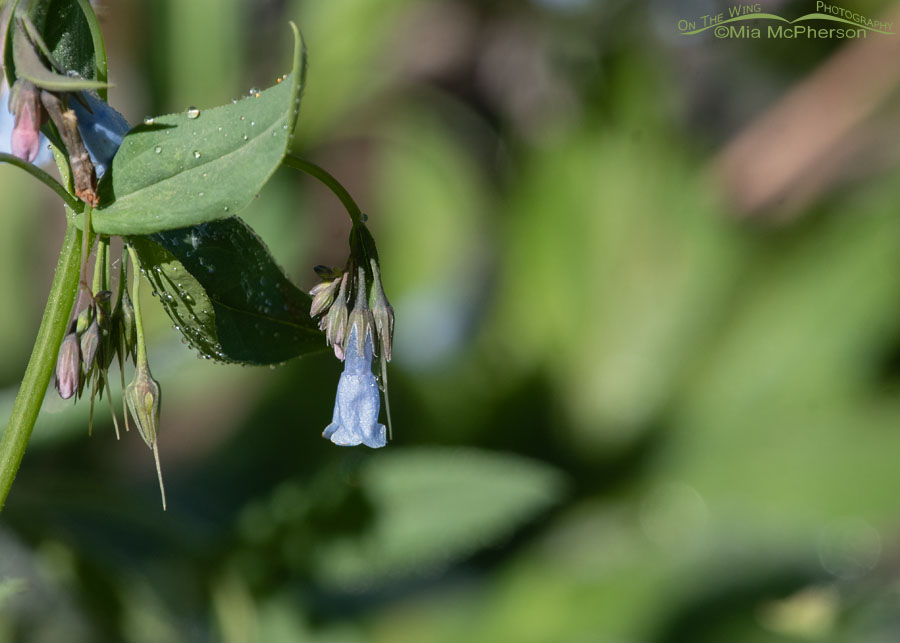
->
[90,23,304,235]
[3,0,98,86]
[10,14,107,90]
[313,448,568,587]
[129,218,322,364]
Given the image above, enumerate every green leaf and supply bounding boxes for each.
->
[128,217,323,365]
[11,16,108,91]
[89,23,305,236]
[312,448,568,587]
[3,0,102,89]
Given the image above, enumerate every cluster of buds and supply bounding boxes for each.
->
[309,224,395,449]
[55,286,126,435]
[53,246,166,509]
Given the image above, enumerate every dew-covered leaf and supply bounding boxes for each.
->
[312,448,568,588]
[88,23,304,235]
[129,217,323,365]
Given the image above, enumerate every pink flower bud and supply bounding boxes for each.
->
[8,80,43,162]
[55,330,81,400]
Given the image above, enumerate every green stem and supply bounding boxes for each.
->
[0,222,82,510]
[283,153,362,226]
[126,245,148,364]
[0,153,83,212]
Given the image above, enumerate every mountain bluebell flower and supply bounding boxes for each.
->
[322,322,387,448]
[69,91,130,178]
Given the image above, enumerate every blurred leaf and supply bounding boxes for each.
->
[493,126,745,452]
[129,217,322,365]
[0,577,26,608]
[313,448,567,588]
[90,23,304,235]
[290,0,414,143]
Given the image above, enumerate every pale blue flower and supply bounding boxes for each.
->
[70,91,130,177]
[323,323,387,448]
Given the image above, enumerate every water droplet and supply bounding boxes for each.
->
[187,106,200,119]
[223,206,230,212]
[154,146,162,154]
[143,116,155,125]
[198,191,205,197]
[242,135,248,141]
[193,150,201,159]
[250,121,256,127]
[202,172,208,178]
[249,88,259,96]
[217,127,223,132]
[240,115,245,121]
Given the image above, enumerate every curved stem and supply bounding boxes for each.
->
[0,222,82,510]
[0,153,83,212]
[283,153,362,226]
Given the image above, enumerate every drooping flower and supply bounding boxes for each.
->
[69,91,130,178]
[322,322,387,448]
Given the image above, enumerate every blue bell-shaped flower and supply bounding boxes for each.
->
[70,91,130,178]
[322,322,387,448]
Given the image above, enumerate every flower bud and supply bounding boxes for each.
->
[309,276,341,318]
[80,319,101,373]
[119,287,137,363]
[125,363,161,451]
[8,80,44,162]
[75,306,91,334]
[323,272,349,360]
[94,291,112,330]
[55,327,81,400]
[125,362,167,510]
[369,259,394,362]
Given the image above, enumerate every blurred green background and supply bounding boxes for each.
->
[3,0,900,641]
